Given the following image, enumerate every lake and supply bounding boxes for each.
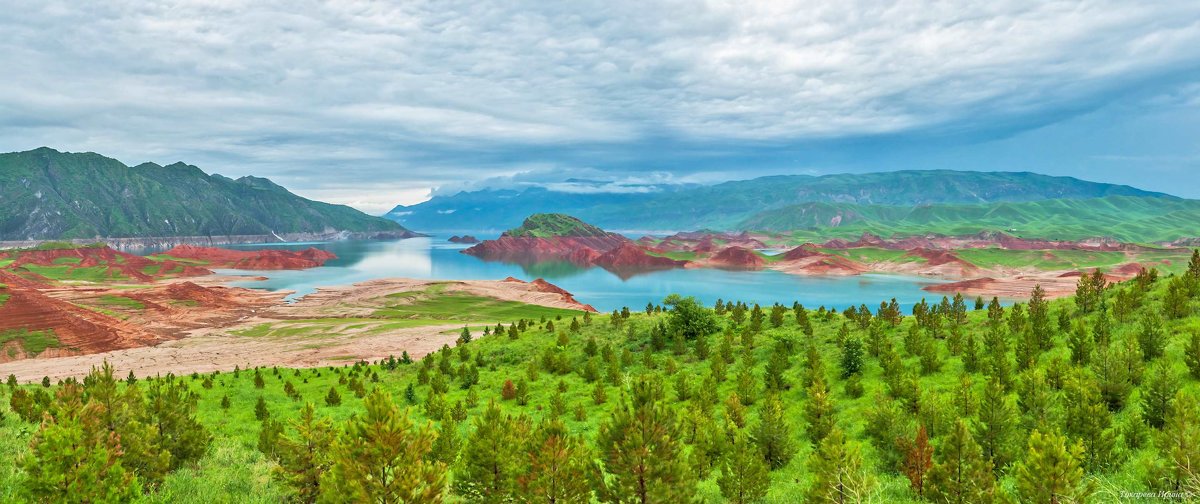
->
[206,237,950,312]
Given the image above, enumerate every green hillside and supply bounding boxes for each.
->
[504,213,612,238]
[741,196,1200,243]
[4,261,1200,502]
[0,147,409,240]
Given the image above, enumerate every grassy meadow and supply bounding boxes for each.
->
[1,264,1200,502]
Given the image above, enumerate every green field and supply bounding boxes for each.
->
[93,294,147,310]
[0,329,60,358]
[17,264,124,283]
[375,287,580,323]
[2,266,1200,502]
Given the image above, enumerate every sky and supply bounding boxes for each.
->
[2,1,1199,214]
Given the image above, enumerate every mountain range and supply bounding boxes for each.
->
[386,171,1197,242]
[0,148,411,241]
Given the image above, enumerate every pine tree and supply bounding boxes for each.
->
[1014,430,1093,504]
[1068,321,1092,366]
[596,376,696,503]
[20,383,141,502]
[145,378,211,470]
[454,401,528,502]
[1188,249,1200,283]
[806,428,876,504]
[1028,285,1053,351]
[1062,372,1118,472]
[974,377,1016,471]
[517,418,595,503]
[900,425,933,498]
[1142,361,1180,430]
[718,431,770,504]
[1164,276,1192,319]
[320,389,445,503]
[1147,391,1200,492]
[840,336,864,378]
[83,363,170,487]
[804,378,836,445]
[1185,331,1200,380]
[736,365,758,406]
[926,419,998,504]
[274,403,335,503]
[324,387,341,407]
[753,393,796,470]
[762,342,791,392]
[1137,313,1167,361]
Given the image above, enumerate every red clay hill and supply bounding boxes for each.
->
[160,245,337,270]
[464,214,687,275]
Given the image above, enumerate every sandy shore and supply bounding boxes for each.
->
[0,276,587,382]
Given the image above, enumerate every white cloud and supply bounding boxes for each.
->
[1,0,1198,209]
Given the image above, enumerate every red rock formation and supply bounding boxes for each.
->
[530,278,596,312]
[903,248,971,267]
[925,277,998,294]
[448,235,480,244]
[709,246,765,270]
[0,287,161,361]
[779,244,826,261]
[462,234,629,263]
[162,245,336,270]
[592,243,688,271]
[162,281,242,307]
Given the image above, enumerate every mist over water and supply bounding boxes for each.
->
[204,237,950,312]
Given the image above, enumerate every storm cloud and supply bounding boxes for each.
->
[2,0,1199,212]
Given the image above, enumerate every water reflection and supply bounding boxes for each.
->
[196,238,949,312]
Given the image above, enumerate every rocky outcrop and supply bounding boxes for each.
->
[462,235,629,263]
[529,278,596,312]
[448,235,480,244]
[0,287,162,362]
[160,245,337,270]
[593,243,688,272]
[708,246,765,270]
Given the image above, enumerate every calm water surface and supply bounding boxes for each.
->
[198,238,949,312]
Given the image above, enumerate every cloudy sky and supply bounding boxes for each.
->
[3,1,1199,213]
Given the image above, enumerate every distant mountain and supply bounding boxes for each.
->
[0,147,412,241]
[387,170,1171,233]
[740,196,1200,243]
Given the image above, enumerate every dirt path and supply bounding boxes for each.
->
[0,322,467,382]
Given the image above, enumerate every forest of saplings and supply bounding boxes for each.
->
[3,251,1200,503]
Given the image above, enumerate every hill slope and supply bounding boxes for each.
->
[739,196,1200,243]
[387,170,1172,232]
[0,147,411,240]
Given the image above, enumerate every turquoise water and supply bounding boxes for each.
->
[209,238,949,312]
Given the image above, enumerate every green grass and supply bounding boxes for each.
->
[19,264,123,283]
[1,273,1197,502]
[50,257,81,265]
[0,328,60,357]
[820,247,915,264]
[645,250,699,261]
[145,254,211,266]
[374,289,580,322]
[504,213,611,238]
[232,287,582,339]
[94,294,146,310]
